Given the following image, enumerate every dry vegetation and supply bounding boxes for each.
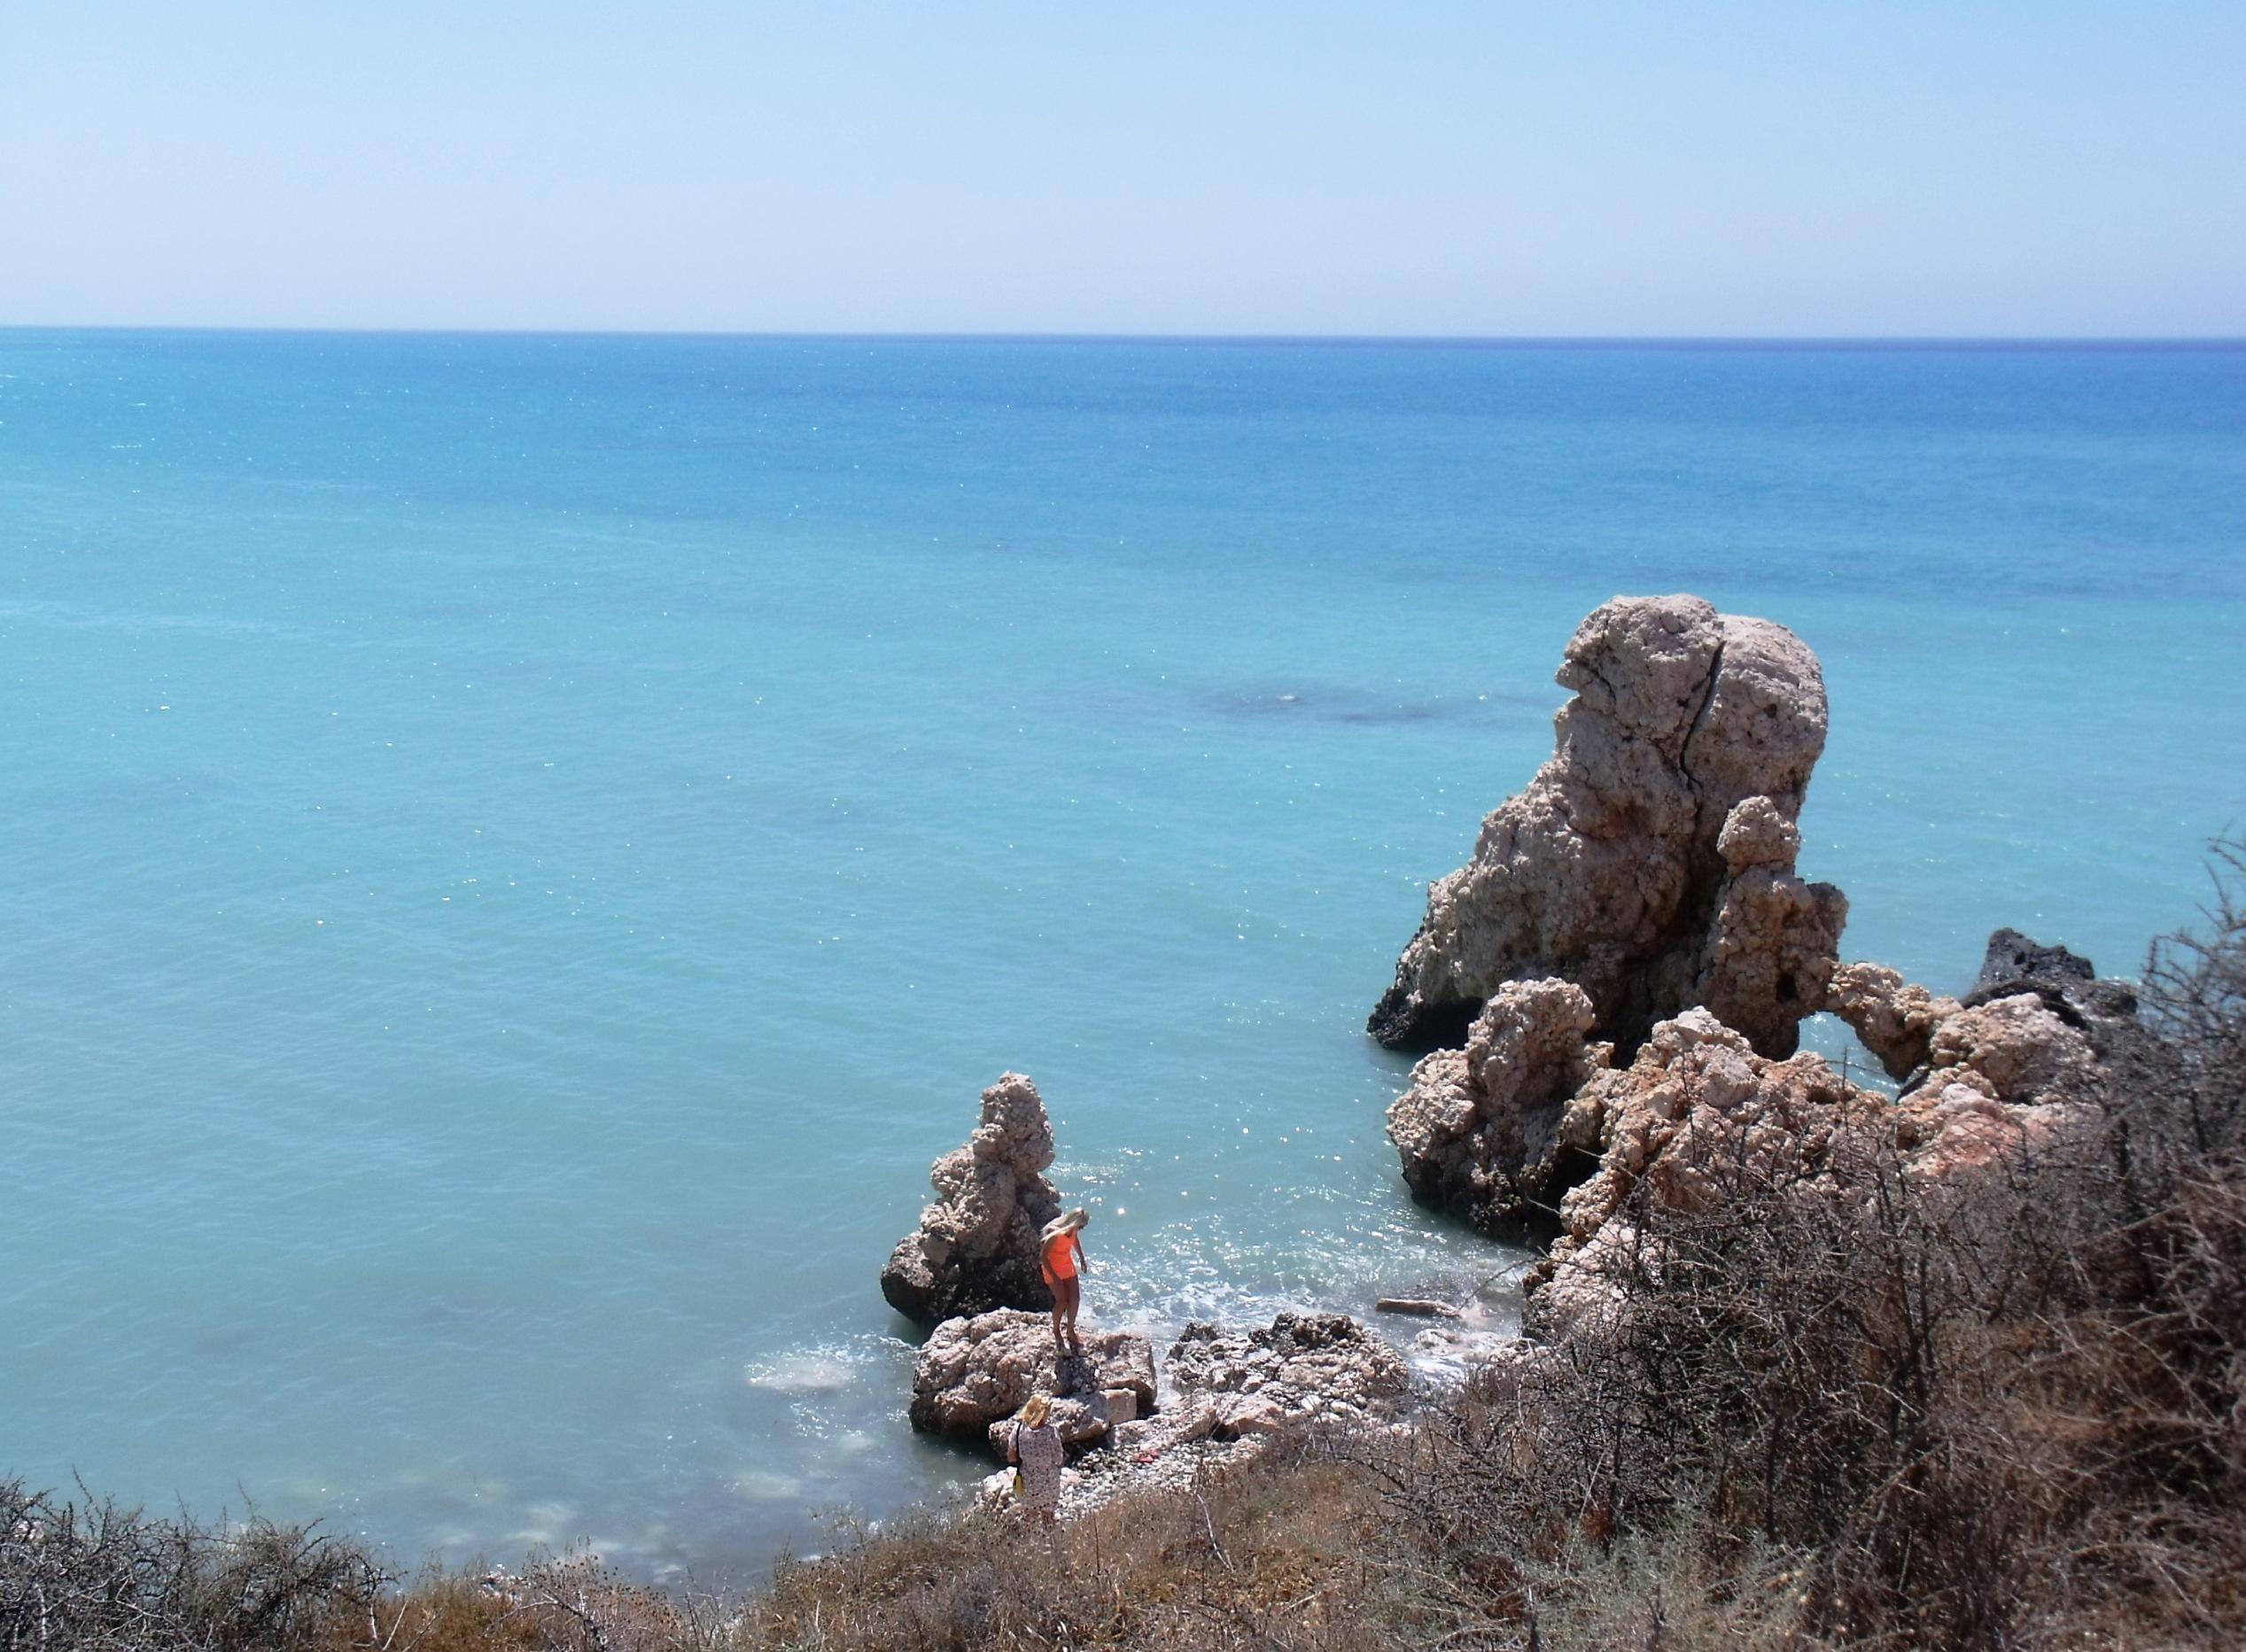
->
[10,845,2244,1650]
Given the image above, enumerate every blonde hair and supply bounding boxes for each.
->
[1041,1208,1089,1244]
[1018,1392,1052,1428]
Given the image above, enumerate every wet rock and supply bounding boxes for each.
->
[907,1308,1156,1442]
[1371,595,1845,1061]
[1374,1297,1463,1319]
[880,1072,1063,1325]
[1386,978,1613,1238]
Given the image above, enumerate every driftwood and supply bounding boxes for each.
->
[1373,1297,1462,1320]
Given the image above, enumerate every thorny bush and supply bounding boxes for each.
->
[1376,837,2246,1648]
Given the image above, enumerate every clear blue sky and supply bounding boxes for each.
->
[3,1,2241,336]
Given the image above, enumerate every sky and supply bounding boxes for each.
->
[1,2,2242,337]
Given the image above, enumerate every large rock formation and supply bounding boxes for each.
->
[881,1073,1063,1326]
[1370,595,1846,1060]
[1385,978,1613,1238]
[908,1307,1157,1448]
[1526,997,2107,1339]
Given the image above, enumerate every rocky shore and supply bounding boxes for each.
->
[887,1071,1418,1515]
[881,593,2157,1532]
[12,592,2230,1649]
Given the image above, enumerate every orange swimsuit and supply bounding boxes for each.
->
[1042,1232,1079,1283]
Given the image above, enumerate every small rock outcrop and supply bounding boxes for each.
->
[907,1308,1157,1449]
[881,1073,1063,1326]
[1923,992,2098,1106]
[1115,1313,1411,1454]
[1965,927,2141,1035]
[1830,961,1961,1080]
[1370,595,1846,1061]
[1550,1010,1867,1278]
[1385,978,1613,1237]
[1832,928,2141,1090]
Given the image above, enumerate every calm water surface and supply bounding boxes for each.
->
[3,333,2242,1576]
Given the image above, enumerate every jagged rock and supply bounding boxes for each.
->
[1551,1011,1861,1268]
[1386,978,1613,1238]
[1370,595,1846,1060]
[1164,1312,1411,1434]
[1978,927,2096,989]
[1527,1004,2104,1338]
[1095,1314,1408,1461]
[1830,961,1962,1080]
[1923,992,2097,1105]
[1692,797,1850,1056]
[907,1308,1155,1443]
[1890,1074,2093,1182]
[1963,927,2141,1035]
[1834,930,2140,1090]
[881,1072,1062,1325]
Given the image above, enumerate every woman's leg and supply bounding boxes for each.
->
[1061,1276,1081,1342]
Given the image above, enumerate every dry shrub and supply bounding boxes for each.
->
[0,1478,389,1650]
[751,1443,1386,1650]
[1373,837,2246,1649]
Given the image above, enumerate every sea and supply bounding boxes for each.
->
[4,332,2242,1579]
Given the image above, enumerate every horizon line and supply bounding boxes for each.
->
[3,324,2243,352]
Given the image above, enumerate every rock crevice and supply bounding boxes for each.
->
[1370,595,1846,1064]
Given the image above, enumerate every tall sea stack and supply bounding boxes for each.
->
[1369,594,1848,1062]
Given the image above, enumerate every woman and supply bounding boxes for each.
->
[1040,1208,1090,1348]
[1006,1392,1065,1526]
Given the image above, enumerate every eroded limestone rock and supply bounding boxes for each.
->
[1527,1002,2105,1338]
[1370,595,1845,1060]
[1830,961,1961,1080]
[1385,978,1613,1237]
[880,1072,1063,1325]
[907,1307,1156,1446]
[1836,929,2141,1090]
[1692,797,1850,1056]
[1562,1011,1856,1221]
[1925,992,2098,1105]
[1146,1313,1411,1448]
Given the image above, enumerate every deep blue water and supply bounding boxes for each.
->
[3,332,2242,1578]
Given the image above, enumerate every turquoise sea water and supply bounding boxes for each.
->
[4,332,2243,1578]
